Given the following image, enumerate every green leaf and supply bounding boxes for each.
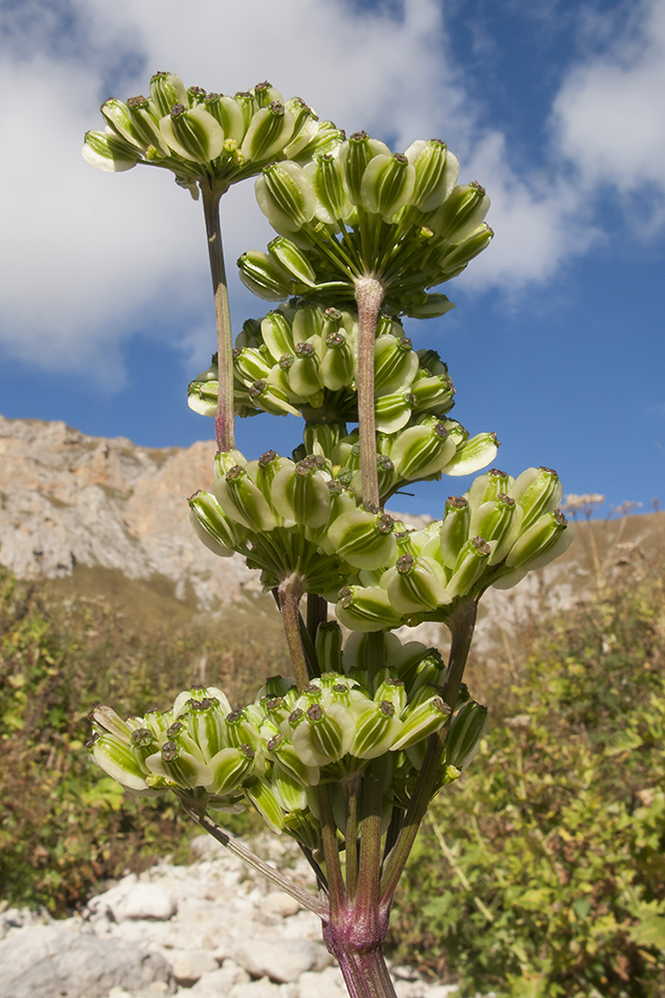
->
[627,900,665,948]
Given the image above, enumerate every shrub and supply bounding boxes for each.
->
[0,569,287,911]
[390,558,665,997]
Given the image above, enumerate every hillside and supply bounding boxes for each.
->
[1,413,663,655]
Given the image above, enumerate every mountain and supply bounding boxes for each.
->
[2,414,663,657]
[0,414,256,608]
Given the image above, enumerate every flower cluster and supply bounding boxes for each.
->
[190,302,458,425]
[190,457,573,623]
[334,465,573,631]
[188,303,498,504]
[238,137,493,315]
[88,630,487,849]
[83,75,341,196]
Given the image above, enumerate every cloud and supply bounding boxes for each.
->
[553,0,665,197]
[0,0,465,379]
[0,0,663,383]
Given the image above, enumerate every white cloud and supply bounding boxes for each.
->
[553,0,665,195]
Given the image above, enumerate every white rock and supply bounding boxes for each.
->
[230,977,284,998]
[117,884,177,922]
[170,948,219,986]
[232,936,331,983]
[189,961,251,995]
[0,923,174,998]
[263,891,301,918]
[298,966,347,998]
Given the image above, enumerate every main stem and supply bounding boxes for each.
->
[355,277,385,510]
[378,599,478,909]
[278,574,310,690]
[201,185,235,454]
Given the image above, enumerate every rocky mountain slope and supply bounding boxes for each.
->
[1,414,662,656]
[0,415,255,608]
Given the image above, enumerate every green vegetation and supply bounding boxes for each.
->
[0,567,289,912]
[390,549,665,996]
[3,530,665,996]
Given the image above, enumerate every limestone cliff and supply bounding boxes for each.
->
[0,415,256,607]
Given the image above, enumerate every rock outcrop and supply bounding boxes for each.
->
[0,415,256,607]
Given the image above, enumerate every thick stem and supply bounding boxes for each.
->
[441,598,478,710]
[318,783,347,917]
[354,277,385,510]
[354,762,384,926]
[344,775,361,902]
[180,802,328,918]
[328,942,398,998]
[201,186,234,454]
[277,574,310,690]
[306,594,328,646]
[378,600,478,909]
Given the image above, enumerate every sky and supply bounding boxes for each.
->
[1,0,664,518]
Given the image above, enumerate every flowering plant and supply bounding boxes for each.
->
[84,74,573,997]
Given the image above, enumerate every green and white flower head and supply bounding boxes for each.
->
[239,130,493,316]
[83,75,343,199]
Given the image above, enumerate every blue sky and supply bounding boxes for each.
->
[0,0,664,518]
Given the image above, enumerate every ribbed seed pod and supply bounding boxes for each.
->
[350,700,403,759]
[335,586,404,633]
[374,334,419,395]
[270,459,331,528]
[505,509,571,569]
[510,466,563,529]
[469,494,523,566]
[327,508,397,570]
[467,468,513,509]
[289,342,323,396]
[432,182,491,243]
[404,138,460,212]
[439,496,471,569]
[316,621,344,673]
[440,432,499,477]
[160,104,225,163]
[361,153,416,218]
[214,464,277,531]
[385,554,450,615]
[291,703,354,767]
[447,536,492,598]
[445,702,487,771]
[389,419,456,480]
[255,161,316,234]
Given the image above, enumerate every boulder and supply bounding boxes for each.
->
[169,948,219,986]
[298,967,347,998]
[189,961,251,995]
[117,884,177,922]
[0,924,174,998]
[232,935,331,983]
[262,891,301,919]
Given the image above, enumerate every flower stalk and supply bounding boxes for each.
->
[180,799,328,917]
[355,277,385,509]
[201,185,235,453]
